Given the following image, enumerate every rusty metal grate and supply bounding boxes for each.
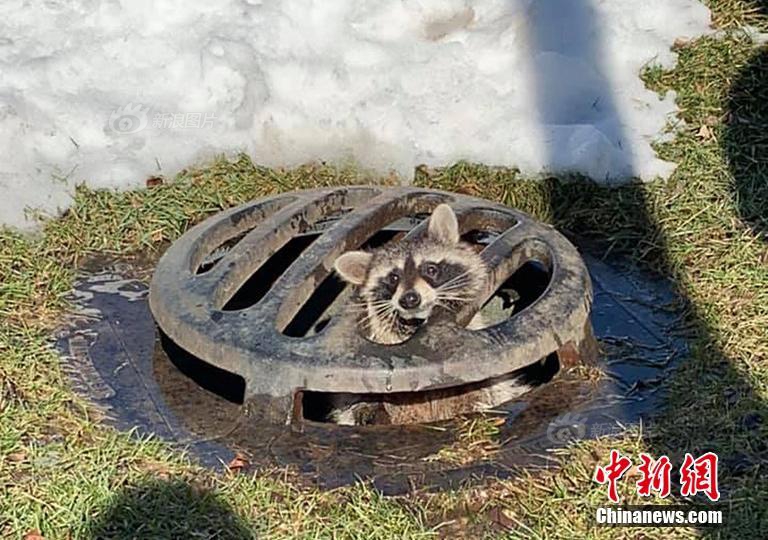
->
[149,186,595,425]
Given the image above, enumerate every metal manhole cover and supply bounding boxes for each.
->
[148,186,595,425]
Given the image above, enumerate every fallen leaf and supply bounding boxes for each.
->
[142,461,172,481]
[227,452,250,473]
[488,506,516,530]
[697,124,714,140]
[7,451,26,463]
[145,176,164,188]
[23,529,45,540]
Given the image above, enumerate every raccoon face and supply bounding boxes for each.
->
[334,204,487,343]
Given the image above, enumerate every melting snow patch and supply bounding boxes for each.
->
[0,0,711,229]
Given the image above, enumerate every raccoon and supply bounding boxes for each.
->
[327,204,540,425]
[334,204,486,345]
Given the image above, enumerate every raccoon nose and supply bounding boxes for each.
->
[399,290,421,310]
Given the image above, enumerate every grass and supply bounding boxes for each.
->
[1,0,767,538]
[423,416,506,467]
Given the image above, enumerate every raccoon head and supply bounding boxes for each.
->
[334,204,487,344]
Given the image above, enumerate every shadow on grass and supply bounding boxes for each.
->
[528,0,766,536]
[725,47,768,240]
[547,180,765,535]
[84,479,253,539]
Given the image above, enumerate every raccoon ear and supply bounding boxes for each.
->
[334,251,372,285]
[428,203,460,245]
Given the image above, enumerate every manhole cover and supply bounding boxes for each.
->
[148,186,596,425]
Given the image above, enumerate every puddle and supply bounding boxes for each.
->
[55,243,690,494]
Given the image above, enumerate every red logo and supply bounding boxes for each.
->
[594,449,633,503]
[636,453,672,498]
[680,452,720,501]
[594,451,719,502]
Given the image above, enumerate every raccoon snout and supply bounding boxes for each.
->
[399,290,421,310]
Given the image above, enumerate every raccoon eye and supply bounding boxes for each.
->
[422,262,439,279]
[386,271,400,286]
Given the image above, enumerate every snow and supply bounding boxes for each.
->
[0,0,712,230]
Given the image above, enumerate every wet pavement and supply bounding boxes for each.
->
[55,243,690,494]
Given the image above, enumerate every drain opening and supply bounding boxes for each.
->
[223,233,319,311]
[196,229,250,274]
[457,226,552,323]
[282,272,345,337]
[497,259,551,314]
[212,207,357,308]
[202,209,430,329]
[194,196,299,274]
[159,332,245,404]
[301,353,561,424]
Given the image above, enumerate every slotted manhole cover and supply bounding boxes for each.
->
[148,186,596,425]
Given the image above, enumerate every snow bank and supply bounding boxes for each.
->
[0,0,711,230]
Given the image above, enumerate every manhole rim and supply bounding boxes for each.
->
[149,185,593,407]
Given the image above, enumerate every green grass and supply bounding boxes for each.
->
[1,1,767,538]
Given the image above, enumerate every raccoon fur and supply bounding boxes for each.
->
[328,203,539,425]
